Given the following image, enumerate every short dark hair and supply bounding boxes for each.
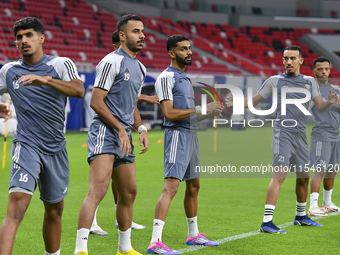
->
[284,45,302,56]
[313,56,330,68]
[166,34,190,52]
[117,14,142,32]
[112,30,119,44]
[13,17,44,37]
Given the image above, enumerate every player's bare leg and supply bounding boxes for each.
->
[184,178,200,218]
[296,170,310,203]
[112,162,137,231]
[260,166,288,234]
[183,177,218,246]
[0,192,32,255]
[321,171,339,213]
[148,178,181,253]
[154,178,180,221]
[294,170,321,226]
[265,166,288,205]
[112,162,139,253]
[43,200,64,253]
[75,154,114,254]
[78,154,114,229]
[309,170,327,216]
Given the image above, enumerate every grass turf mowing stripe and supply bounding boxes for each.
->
[178,212,339,253]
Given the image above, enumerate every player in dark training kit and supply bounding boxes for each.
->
[0,17,84,255]
[308,57,340,217]
[148,35,222,254]
[74,14,147,255]
[226,45,338,234]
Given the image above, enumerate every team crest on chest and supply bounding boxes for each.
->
[305,84,310,90]
[141,73,144,82]
[12,75,20,89]
[123,68,130,81]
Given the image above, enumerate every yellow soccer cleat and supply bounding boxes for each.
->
[116,248,143,255]
[75,252,88,255]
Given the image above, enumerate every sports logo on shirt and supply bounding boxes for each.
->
[141,74,144,82]
[305,84,310,90]
[45,75,52,78]
[12,75,20,90]
[124,68,130,81]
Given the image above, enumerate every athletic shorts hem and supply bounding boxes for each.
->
[41,192,67,204]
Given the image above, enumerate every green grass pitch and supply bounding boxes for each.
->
[0,125,339,254]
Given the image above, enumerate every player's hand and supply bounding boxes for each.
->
[118,128,131,156]
[207,102,223,117]
[0,103,12,122]
[225,95,233,107]
[334,97,340,106]
[327,88,339,104]
[139,130,149,154]
[19,74,49,87]
[144,95,159,104]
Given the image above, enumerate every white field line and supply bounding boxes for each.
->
[178,212,339,253]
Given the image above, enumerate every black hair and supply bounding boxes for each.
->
[313,56,330,68]
[117,14,142,32]
[166,34,189,52]
[112,30,119,44]
[284,45,302,56]
[13,17,44,36]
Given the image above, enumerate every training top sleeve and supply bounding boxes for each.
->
[307,76,322,99]
[155,72,174,102]
[137,60,147,97]
[94,55,121,91]
[257,76,279,100]
[49,57,81,81]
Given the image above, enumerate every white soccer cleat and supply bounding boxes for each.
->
[115,220,146,229]
[308,207,328,217]
[131,221,146,229]
[90,224,108,235]
[321,202,340,213]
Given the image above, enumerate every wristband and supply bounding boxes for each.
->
[138,125,147,134]
[195,106,202,115]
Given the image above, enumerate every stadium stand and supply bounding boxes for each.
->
[1,0,340,77]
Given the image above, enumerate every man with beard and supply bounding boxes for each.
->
[308,56,340,216]
[226,45,338,234]
[74,14,148,255]
[147,35,222,254]
[0,17,84,255]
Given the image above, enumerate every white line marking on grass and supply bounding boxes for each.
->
[178,213,339,253]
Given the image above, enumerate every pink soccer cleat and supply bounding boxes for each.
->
[186,233,219,246]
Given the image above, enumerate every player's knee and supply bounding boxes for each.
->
[119,185,137,204]
[297,177,309,186]
[8,203,28,224]
[163,184,179,197]
[186,182,200,196]
[89,184,108,201]
[46,204,64,220]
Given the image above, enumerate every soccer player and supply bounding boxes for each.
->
[308,56,340,216]
[147,35,222,254]
[74,14,147,255]
[226,45,338,234]
[0,17,84,255]
[90,29,158,235]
